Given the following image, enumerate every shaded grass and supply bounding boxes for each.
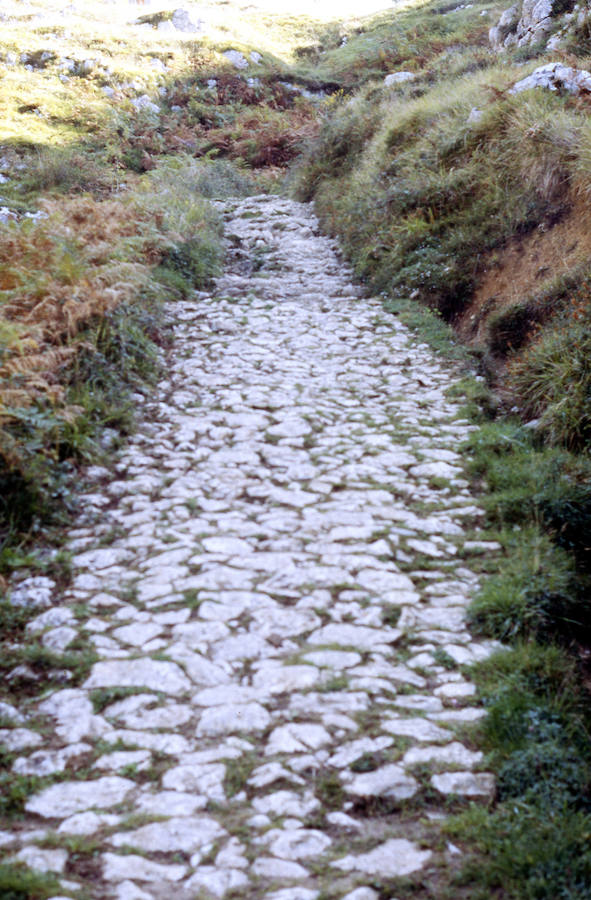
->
[0,863,61,900]
[507,283,591,450]
[468,527,580,642]
[447,413,591,898]
[447,642,591,899]
[0,156,230,562]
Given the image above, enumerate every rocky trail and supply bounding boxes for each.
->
[1,196,501,900]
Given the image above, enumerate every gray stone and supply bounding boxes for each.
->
[103,853,187,882]
[308,624,401,650]
[342,890,379,900]
[111,816,225,854]
[253,790,319,819]
[326,811,364,830]
[105,697,192,730]
[344,764,418,800]
[252,665,319,693]
[183,867,249,896]
[403,741,483,768]
[84,659,191,695]
[248,762,305,789]
[170,647,232,685]
[27,607,75,633]
[14,847,67,873]
[131,95,160,115]
[223,50,249,69]
[428,708,487,723]
[434,681,476,699]
[431,771,495,796]
[0,728,43,751]
[333,838,432,876]
[109,728,190,754]
[266,723,332,754]
[328,736,393,769]
[202,536,251,555]
[111,623,163,646]
[13,743,90,776]
[382,718,452,743]
[252,858,309,879]
[302,650,361,668]
[135,791,207,816]
[215,837,249,869]
[394,694,443,713]
[42,626,78,651]
[171,8,203,33]
[268,828,332,860]
[95,750,151,772]
[356,568,414,594]
[489,2,520,47]
[26,776,135,818]
[161,763,226,801]
[197,702,270,736]
[192,685,257,706]
[0,701,24,724]
[266,890,319,900]
[384,71,416,86]
[58,812,121,834]
[113,882,153,900]
[9,576,54,608]
[510,62,591,95]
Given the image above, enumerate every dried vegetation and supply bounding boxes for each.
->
[2,0,591,896]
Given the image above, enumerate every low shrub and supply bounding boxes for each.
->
[508,296,591,450]
[450,643,591,899]
[488,302,542,356]
[0,159,226,553]
[468,528,580,642]
[0,863,60,900]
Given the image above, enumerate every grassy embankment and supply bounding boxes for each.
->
[1,0,591,897]
[291,2,591,896]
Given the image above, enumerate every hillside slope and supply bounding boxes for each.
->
[1,1,591,898]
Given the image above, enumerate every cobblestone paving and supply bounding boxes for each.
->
[2,196,501,900]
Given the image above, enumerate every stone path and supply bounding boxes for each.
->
[2,196,500,900]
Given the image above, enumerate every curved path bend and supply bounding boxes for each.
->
[3,197,500,900]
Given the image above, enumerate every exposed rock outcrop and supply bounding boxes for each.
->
[490,0,591,50]
[509,60,591,92]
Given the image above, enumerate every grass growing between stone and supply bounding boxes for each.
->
[434,416,591,898]
[446,643,591,899]
[0,863,61,900]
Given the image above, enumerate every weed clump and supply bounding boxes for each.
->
[449,643,591,899]
[508,288,591,450]
[0,863,60,900]
[0,158,226,555]
[468,528,579,642]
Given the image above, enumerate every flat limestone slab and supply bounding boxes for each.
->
[110,816,226,854]
[432,771,495,797]
[26,776,135,818]
[333,838,432,877]
[102,852,187,883]
[84,659,192,695]
[343,764,419,800]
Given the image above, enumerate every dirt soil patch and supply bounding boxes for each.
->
[457,196,591,348]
